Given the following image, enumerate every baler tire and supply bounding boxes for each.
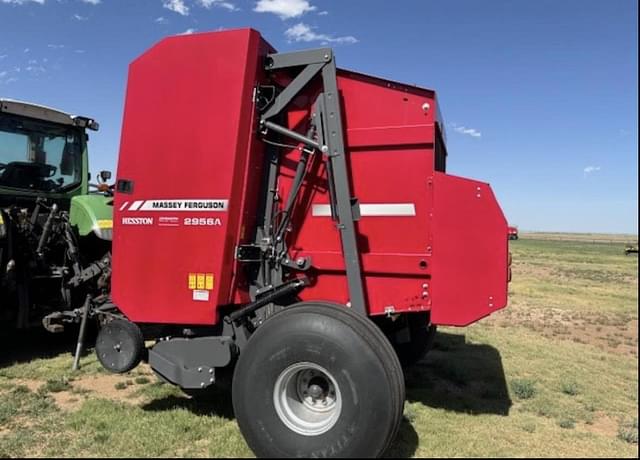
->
[95,319,145,374]
[232,302,405,458]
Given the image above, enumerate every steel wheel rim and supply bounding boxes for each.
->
[273,362,342,436]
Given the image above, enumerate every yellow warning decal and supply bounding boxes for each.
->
[196,273,206,290]
[188,272,215,292]
[96,219,113,229]
[0,214,4,225]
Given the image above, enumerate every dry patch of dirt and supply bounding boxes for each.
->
[488,307,638,356]
[4,365,157,412]
[71,370,152,406]
[579,413,620,438]
[50,391,84,412]
[10,378,43,393]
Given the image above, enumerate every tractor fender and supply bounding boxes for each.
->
[69,194,114,241]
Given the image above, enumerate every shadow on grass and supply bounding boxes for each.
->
[385,416,419,458]
[141,387,236,420]
[405,331,512,416]
[0,327,89,369]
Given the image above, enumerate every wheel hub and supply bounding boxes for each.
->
[274,362,342,436]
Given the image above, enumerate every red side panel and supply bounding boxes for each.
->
[112,29,267,325]
[430,173,508,326]
[287,71,437,315]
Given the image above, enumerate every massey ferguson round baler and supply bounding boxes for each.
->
[100,28,510,458]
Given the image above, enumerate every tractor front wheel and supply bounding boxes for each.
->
[232,302,405,458]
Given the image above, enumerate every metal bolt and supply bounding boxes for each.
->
[200,382,205,388]
[422,283,429,289]
[422,291,429,298]
[209,378,214,383]
[197,367,202,373]
[209,368,214,374]
[422,102,430,112]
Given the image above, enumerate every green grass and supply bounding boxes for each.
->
[0,235,638,457]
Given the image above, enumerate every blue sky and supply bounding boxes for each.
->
[1,0,637,234]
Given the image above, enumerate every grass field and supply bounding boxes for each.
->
[1,235,638,457]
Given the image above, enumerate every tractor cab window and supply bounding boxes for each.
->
[0,117,83,192]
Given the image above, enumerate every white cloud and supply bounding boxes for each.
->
[284,23,358,44]
[74,49,86,53]
[163,0,189,16]
[1,0,45,5]
[178,28,196,35]
[198,0,238,11]
[47,44,65,49]
[317,10,328,16]
[254,0,315,19]
[155,16,168,24]
[80,0,101,4]
[451,123,481,138]
[0,54,7,60]
[73,13,88,20]
[583,166,601,176]
[24,48,30,53]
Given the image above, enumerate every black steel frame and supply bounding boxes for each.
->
[247,47,367,316]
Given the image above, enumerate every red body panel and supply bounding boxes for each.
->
[112,29,269,324]
[112,29,508,327]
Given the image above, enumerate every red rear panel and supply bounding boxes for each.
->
[112,29,268,325]
[430,173,509,325]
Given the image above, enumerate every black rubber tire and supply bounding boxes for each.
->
[232,302,405,458]
[393,313,437,368]
[95,319,145,374]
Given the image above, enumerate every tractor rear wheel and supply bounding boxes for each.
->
[232,302,405,458]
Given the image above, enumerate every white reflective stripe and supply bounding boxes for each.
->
[119,201,129,211]
[311,204,333,217]
[312,203,416,217]
[128,200,144,211]
[360,203,416,216]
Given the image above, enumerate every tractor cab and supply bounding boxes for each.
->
[0,99,98,203]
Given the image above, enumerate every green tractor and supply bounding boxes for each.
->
[0,98,113,335]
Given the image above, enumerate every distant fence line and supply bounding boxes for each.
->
[521,233,638,245]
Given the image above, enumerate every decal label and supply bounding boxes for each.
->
[205,274,214,290]
[126,199,228,212]
[184,217,222,226]
[159,216,180,227]
[122,217,154,225]
[187,272,215,301]
[193,290,210,302]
